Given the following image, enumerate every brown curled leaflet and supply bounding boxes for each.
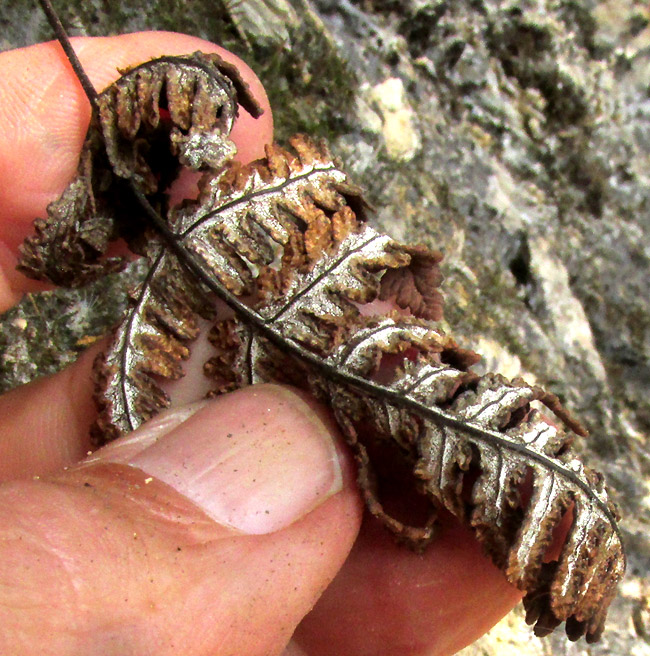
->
[18,51,261,287]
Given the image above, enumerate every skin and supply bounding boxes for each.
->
[0,33,523,655]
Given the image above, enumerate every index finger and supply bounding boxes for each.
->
[0,32,273,310]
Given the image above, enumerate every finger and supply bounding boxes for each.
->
[0,343,99,482]
[294,513,522,656]
[0,385,363,655]
[0,32,273,309]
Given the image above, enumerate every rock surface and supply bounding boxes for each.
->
[1,1,649,654]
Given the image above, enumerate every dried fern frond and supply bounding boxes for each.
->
[17,50,625,644]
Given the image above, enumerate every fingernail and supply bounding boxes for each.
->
[82,400,210,466]
[95,386,344,534]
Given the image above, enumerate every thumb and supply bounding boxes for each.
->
[0,385,362,655]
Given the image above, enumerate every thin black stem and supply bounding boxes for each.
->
[38,0,98,108]
[128,182,623,539]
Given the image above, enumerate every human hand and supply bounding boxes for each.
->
[0,34,522,655]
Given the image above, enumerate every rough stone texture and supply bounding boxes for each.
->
[1,1,649,653]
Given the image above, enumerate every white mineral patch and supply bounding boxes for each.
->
[368,77,420,162]
[529,238,607,382]
[224,0,299,46]
[486,162,549,232]
[11,317,27,331]
[355,85,383,135]
[471,336,533,383]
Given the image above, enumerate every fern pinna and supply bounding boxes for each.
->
[18,0,625,644]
